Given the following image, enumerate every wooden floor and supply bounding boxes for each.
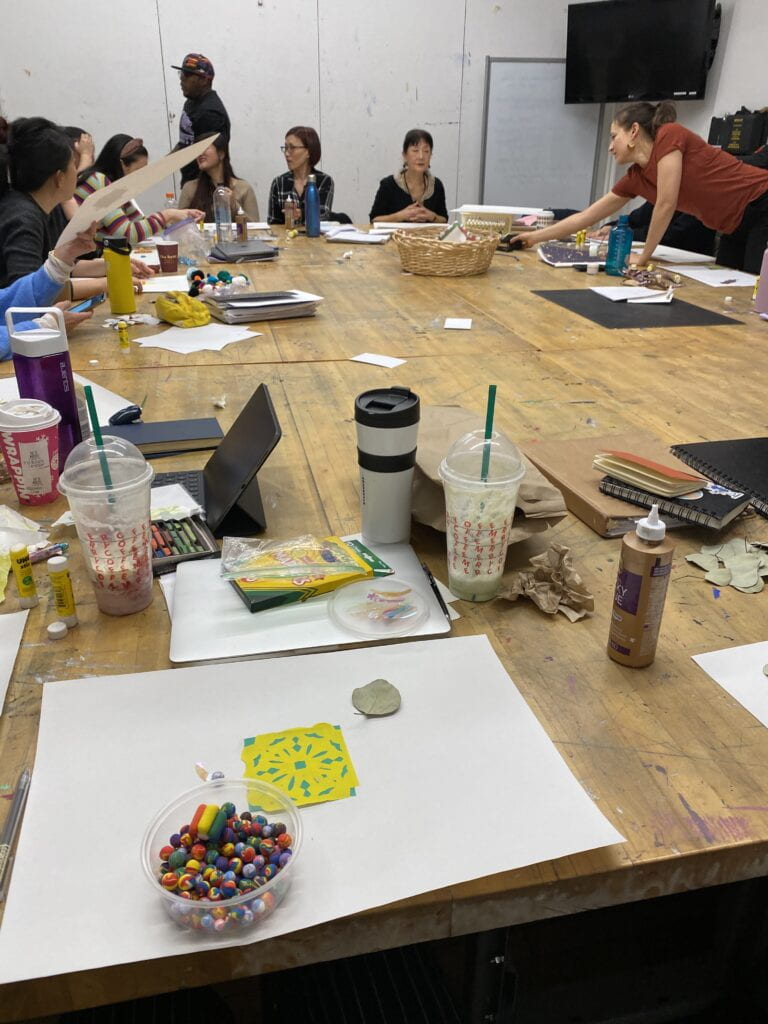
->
[2,232,768,1021]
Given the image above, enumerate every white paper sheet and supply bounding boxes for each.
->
[665,267,757,288]
[350,352,406,368]
[0,635,624,982]
[693,641,768,729]
[444,318,473,329]
[58,137,217,244]
[324,228,387,245]
[134,324,259,354]
[0,610,28,714]
[141,275,191,293]
[631,243,713,264]
[592,286,663,302]
[1,375,132,424]
[169,539,450,663]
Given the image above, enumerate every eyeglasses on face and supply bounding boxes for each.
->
[281,144,307,153]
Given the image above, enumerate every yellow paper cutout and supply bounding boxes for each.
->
[0,552,11,604]
[241,722,358,809]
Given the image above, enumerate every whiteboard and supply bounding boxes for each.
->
[481,58,603,210]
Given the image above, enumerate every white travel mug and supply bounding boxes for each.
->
[355,387,420,544]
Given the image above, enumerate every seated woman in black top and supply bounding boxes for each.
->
[268,126,334,225]
[369,129,448,224]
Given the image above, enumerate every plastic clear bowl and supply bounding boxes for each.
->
[141,777,302,934]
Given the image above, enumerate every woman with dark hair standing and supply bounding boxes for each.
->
[369,129,448,224]
[521,101,768,272]
[178,135,259,220]
[268,126,334,225]
[75,133,201,244]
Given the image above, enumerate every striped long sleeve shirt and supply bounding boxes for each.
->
[75,172,167,245]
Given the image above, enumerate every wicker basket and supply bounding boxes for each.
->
[392,227,499,277]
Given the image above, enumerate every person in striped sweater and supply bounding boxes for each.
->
[75,134,202,245]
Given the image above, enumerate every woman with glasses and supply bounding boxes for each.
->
[75,133,202,244]
[268,126,334,225]
[369,129,448,224]
[179,134,259,221]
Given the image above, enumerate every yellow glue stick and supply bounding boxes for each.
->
[48,555,78,627]
[10,546,39,609]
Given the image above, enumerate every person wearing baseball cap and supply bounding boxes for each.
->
[171,53,231,184]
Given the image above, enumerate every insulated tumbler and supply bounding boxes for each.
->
[355,387,420,544]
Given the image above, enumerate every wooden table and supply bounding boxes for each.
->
[2,233,768,1020]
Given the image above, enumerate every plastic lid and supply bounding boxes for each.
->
[0,398,60,430]
[58,435,153,496]
[636,504,666,541]
[329,577,429,638]
[355,388,420,428]
[439,429,525,486]
[617,214,629,224]
[47,620,68,640]
[103,236,132,255]
[6,305,67,357]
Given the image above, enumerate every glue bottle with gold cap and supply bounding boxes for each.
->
[608,505,674,668]
[103,237,136,315]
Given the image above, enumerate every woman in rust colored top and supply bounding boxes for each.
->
[522,101,768,272]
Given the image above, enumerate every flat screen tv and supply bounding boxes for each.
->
[565,0,720,104]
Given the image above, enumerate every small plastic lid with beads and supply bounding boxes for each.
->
[329,577,428,638]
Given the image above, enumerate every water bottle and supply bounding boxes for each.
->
[165,192,177,210]
[305,174,320,237]
[605,215,633,277]
[103,236,136,315]
[213,187,231,244]
[6,306,82,466]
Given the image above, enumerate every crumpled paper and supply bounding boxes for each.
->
[497,543,594,621]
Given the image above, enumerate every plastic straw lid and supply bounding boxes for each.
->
[481,384,497,481]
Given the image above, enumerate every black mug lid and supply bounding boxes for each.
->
[103,236,133,256]
[355,387,420,428]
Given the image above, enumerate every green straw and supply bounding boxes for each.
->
[480,384,497,482]
[83,385,114,493]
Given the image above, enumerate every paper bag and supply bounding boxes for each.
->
[412,405,567,544]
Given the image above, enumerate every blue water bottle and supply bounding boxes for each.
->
[605,214,633,276]
[305,174,321,237]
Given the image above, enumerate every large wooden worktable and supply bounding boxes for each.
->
[2,232,768,1019]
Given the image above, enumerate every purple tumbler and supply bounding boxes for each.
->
[6,306,82,467]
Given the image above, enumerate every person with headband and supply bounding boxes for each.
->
[369,129,448,224]
[75,134,202,244]
[521,101,768,273]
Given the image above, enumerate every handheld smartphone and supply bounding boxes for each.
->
[69,292,106,313]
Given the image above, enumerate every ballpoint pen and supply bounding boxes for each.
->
[0,767,31,902]
[421,562,452,626]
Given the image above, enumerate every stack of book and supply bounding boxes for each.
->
[204,290,323,324]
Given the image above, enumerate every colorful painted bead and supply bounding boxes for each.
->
[220,842,235,858]
[242,862,256,879]
[159,844,175,861]
[261,824,274,838]
[208,887,222,901]
[241,846,255,863]
[185,858,202,874]
[177,873,196,892]
[195,879,210,898]
[179,832,193,848]
[263,864,277,879]
[269,852,281,866]
[277,832,293,849]
[214,918,227,931]
[254,814,267,826]
[252,855,266,872]
[169,833,182,848]
[191,843,206,860]
[208,869,223,887]
[229,857,243,875]
[161,872,179,891]
[272,822,287,836]
[234,842,246,856]
[220,879,237,898]
[278,850,292,868]
[259,838,276,856]
[168,848,187,871]
[215,855,230,872]
[240,811,252,821]
[200,914,215,930]
[206,850,219,865]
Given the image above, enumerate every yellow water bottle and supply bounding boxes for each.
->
[103,237,136,315]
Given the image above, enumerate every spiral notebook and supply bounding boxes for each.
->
[598,475,751,530]
[670,438,768,518]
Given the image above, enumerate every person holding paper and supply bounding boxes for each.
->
[520,101,768,273]
[75,134,202,244]
[0,224,98,360]
[369,129,448,224]
[178,135,259,221]
[268,126,334,225]
[171,53,231,186]
[0,119,153,294]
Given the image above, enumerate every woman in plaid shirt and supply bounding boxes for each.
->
[268,126,334,225]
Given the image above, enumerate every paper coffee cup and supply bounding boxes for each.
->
[156,240,179,273]
[0,399,61,505]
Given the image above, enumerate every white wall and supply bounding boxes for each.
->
[0,0,762,223]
